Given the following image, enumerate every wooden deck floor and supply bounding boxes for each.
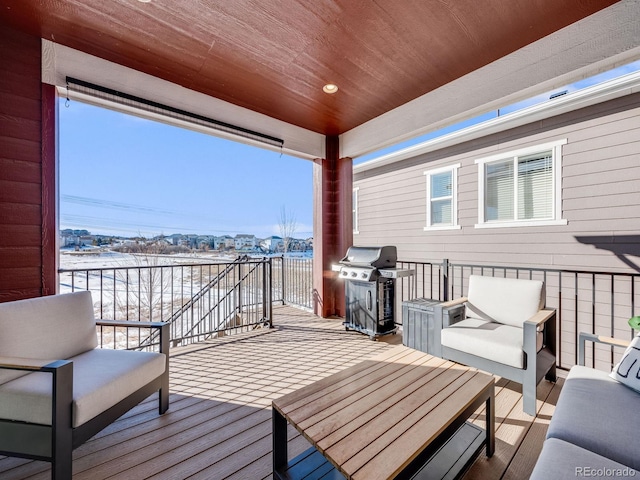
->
[0,305,563,480]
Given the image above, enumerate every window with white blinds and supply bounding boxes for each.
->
[517,152,553,220]
[476,140,566,228]
[424,164,460,230]
[485,159,514,221]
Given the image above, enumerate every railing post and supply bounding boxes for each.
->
[268,258,273,328]
[237,261,243,314]
[442,258,449,302]
[262,258,268,326]
[262,258,266,316]
[281,255,287,305]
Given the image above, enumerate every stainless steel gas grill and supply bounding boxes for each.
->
[332,246,414,339]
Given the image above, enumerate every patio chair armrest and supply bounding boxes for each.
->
[0,356,71,373]
[523,309,556,357]
[96,320,170,354]
[578,332,631,366]
[524,309,556,329]
[439,298,467,331]
[0,357,73,440]
[96,320,168,329]
[440,297,468,309]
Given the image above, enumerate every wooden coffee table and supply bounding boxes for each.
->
[272,346,494,480]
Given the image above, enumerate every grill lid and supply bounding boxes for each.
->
[339,246,397,268]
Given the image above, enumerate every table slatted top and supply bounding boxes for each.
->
[272,346,494,480]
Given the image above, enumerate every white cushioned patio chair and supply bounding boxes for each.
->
[0,291,169,480]
[431,275,556,416]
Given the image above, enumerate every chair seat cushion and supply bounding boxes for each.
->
[546,365,640,470]
[441,318,524,368]
[0,348,166,428]
[530,438,638,480]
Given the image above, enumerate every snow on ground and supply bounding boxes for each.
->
[59,249,238,270]
[58,250,281,348]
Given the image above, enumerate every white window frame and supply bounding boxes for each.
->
[353,187,359,234]
[423,163,461,231]
[475,139,568,229]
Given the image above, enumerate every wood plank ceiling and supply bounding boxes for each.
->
[0,0,620,136]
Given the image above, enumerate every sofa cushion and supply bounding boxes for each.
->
[609,335,640,393]
[466,275,544,328]
[0,292,98,385]
[530,438,638,480]
[0,348,166,427]
[441,318,524,368]
[547,365,640,470]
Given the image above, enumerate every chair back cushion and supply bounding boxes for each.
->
[0,291,98,385]
[466,275,545,328]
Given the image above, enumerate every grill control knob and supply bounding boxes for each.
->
[350,272,357,278]
[361,273,367,279]
[341,270,348,276]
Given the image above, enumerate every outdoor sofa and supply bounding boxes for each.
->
[431,275,557,416]
[530,332,640,479]
[0,291,169,480]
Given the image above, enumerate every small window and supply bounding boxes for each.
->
[353,187,359,234]
[476,139,567,228]
[424,164,460,230]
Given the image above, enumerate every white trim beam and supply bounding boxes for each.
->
[42,40,325,160]
[354,69,640,173]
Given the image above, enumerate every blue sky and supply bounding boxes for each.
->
[59,102,314,239]
[60,60,640,239]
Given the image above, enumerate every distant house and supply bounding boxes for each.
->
[210,235,231,250]
[196,235,212,249]
[60,232,78,247]
[60,229,92,248]
[261,236,283,253]
[185,234,198,248]
[168,233,185,246]
[234,234,256,250]
[212,236,223,250]
[287,238,309,252]
[289,238,313,252]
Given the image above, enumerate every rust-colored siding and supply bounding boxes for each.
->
[313,136,352,317]
[0,25,54,302]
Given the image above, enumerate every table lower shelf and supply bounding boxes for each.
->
[275,447,345,480]
[274,422,485,480]
[407,422,485,480]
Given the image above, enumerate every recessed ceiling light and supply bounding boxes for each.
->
[137,0,152,3]
[323,84,339,94]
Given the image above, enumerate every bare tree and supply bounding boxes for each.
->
[278,206,297,254]
[114,245,174,322]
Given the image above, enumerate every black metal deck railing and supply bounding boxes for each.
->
[397,259,640,371]
[272,256,313,309]
[59,253,638,371]
[59,256,273,349]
